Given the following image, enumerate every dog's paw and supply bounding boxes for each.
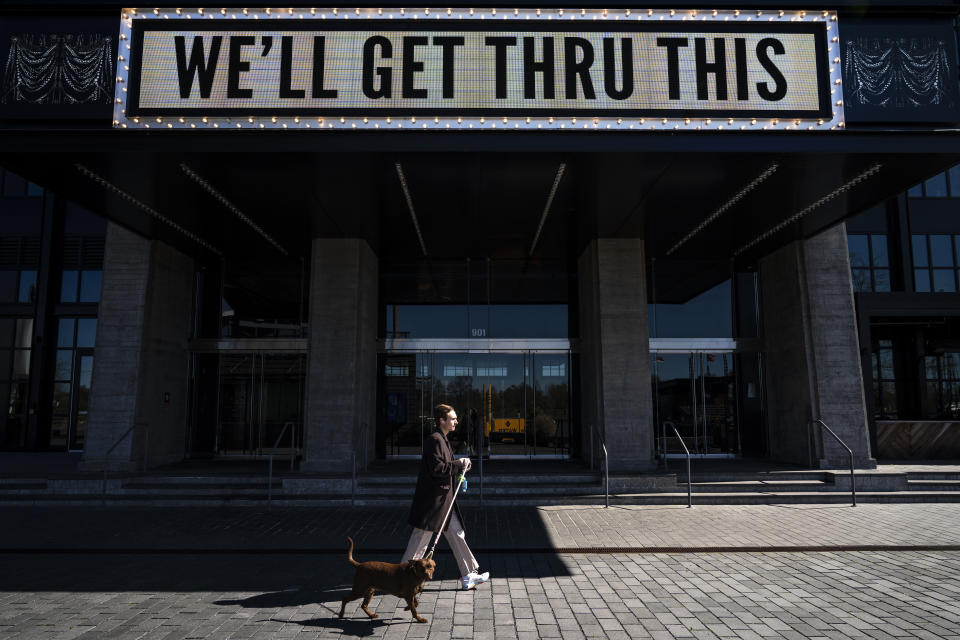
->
[403,605,410,611]
[415,616,427,623]
[368,613,379,619]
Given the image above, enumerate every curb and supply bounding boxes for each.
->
[3,545,960,554]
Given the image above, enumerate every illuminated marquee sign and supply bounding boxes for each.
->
[115,8,844,131]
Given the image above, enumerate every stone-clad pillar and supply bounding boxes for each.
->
[82,222,193,471]
[302,238,378,472]
[759,223,874,468]
[578,238,654,471]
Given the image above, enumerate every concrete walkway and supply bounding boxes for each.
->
[2,503,959,552]
[3,504,960,639]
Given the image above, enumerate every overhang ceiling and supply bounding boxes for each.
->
[1,148,956,303]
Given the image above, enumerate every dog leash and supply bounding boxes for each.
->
[424,466,468,560]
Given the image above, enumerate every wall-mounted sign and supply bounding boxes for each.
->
[114,8,844,131]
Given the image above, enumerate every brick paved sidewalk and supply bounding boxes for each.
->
[2,503,960,552]
[3,550,960,639]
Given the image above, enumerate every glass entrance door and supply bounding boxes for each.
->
[379,351,571,459]
[652,352,738,457]
[216,352,305,456]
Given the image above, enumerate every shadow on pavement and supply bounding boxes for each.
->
[0,548,571,592]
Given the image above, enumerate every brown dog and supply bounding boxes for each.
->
[338,536,436,623]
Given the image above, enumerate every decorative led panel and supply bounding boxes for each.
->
[113,7,845,131]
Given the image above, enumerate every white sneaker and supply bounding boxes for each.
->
[461,571,490,590]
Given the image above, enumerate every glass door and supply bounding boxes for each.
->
[380,350,572,459]
[473,353,526,457]
[531,353,570,456]
[652,351,738,457]
[216,352,304,457]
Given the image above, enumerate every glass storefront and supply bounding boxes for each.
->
[651,350,763,457]
[379,350,572,459]
[216,352,305,456]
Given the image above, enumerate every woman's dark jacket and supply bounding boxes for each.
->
[407,431,465,532]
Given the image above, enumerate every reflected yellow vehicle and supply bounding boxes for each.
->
[481,383,525,443]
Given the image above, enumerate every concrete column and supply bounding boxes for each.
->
[303,238,378,472]
[82,222,194,471]
[759,223,874,468]
[578,238,654,472]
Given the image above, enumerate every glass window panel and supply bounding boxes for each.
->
[925,381,942,417]
[912,235,928,267]
[9,382,26,414]
[12,349,30,380]
[3,171,26,196]
[944,354,960,380]
[851,269,872,292]
[847,234,869,268]
[0,319,12,348]
[57,319,75,348]
[881,386,898,418]
[870,234,889,267]
[387,305,468,339]
[915,269,931,292]
[908,183,923,198]
[78,355,93,390]
[14,319,32,349]
[49,415,68,449]
[17,270,36,303]
[55,350,73,381]
[878,350,895,380]
[70,413,86,450]
[930,235,954,267]
[950,165,960,196]
[0,271,17,303]
[873,268,891,292]
[52,382,71,413]
[60,270,78,303]
[925,172,949,197]
[651,280,732,339]
[925,356,940,380]
[933,269,957,292]
[78,270,101,303]
[76,319,97,348]
[26,182,42,197]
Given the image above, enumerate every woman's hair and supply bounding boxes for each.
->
[434,403,454,425]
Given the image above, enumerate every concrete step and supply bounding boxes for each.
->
[907,479,960,491]
[0,482,48,493]
[686,480,833,493]
[122,475,284,485]
[676,472,830,483]
[120,482,281,496]
[906,472,960,481]
[357,483,603,496]
[359,473,601,485]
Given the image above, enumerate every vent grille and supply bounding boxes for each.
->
[20,237,40,266]
[0,238,18,266]
[61,237,81,268]
[82,236,105,268]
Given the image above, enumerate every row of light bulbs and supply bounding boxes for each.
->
[125,7,838,21]
[115,116,845,130]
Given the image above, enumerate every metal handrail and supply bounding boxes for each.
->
[351,425,367,508]
[589,424,609,508]
[601,439,609,509]
[670,424,692,508]
[267,422,294,507]
[101,423,147,505]
[815,419,856,506]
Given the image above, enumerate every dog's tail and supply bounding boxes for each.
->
[346,536,360,567]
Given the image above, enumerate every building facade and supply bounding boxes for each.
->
[2,0,960,479]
